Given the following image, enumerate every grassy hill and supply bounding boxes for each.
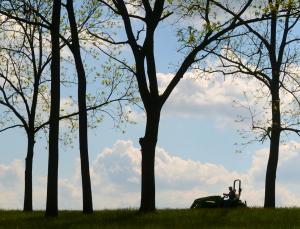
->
[0,208,299,228]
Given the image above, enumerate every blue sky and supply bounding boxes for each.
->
[1,2,300,210]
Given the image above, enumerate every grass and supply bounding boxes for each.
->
[0,208,300,228]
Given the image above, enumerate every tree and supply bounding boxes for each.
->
[0,0,136,213]
[97,0,259,211]
[0,3,52,211]
[205,0,300,207]
[45,0,61,217]
[65,0,93,213]
[54,0,135,213]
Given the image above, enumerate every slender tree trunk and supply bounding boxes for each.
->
[23,19,41,212]
[264,4,281,208]
[139,105,161,212]
[45,0,61,217]
[23,86,38,212]
[264,93,281,208]
[23,133,35,211]
[66,0,93,213]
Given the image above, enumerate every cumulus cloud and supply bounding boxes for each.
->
[156,69,300,135]
[1,140,300,210]
[88,139,300,208]
[0,160,24,209]
[158,71,267,128]
[89,139,300,208]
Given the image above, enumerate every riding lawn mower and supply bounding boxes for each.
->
[190,179,247,208]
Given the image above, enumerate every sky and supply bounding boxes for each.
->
[1,2,300,210]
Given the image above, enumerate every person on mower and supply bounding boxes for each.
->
[223,186,236,207]
[223,186,236,200]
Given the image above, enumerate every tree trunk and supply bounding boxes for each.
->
[139,106,161,212]
[45,0,61,217]
[264,95,281,208]
[66,0,93,213]
[23,133,35,211]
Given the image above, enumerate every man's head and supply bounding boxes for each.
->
[229,186,233,191]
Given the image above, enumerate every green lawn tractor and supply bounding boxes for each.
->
[190,179,247,208]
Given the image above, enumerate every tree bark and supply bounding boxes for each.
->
[23,133,35,211]
[45,0,61,217]
[66,0,93,214]
[23,59,40,212]
[23,80,39,212]
[139,105,161,212]
[264,94,281,208]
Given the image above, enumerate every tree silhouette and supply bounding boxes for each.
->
[45,0,61,217]
[206,0,300,208]
[0,0,136,213]
[65,0,93,213]
[97,0,259,211]
[0,2,52,211]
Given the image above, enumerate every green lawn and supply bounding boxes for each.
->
[0,208,300,228]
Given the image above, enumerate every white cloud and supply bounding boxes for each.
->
[89,139,300,208]
[158,71,267,128]
[157,68,300,135]
[1,140,300,210]
[0,160,24,209]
